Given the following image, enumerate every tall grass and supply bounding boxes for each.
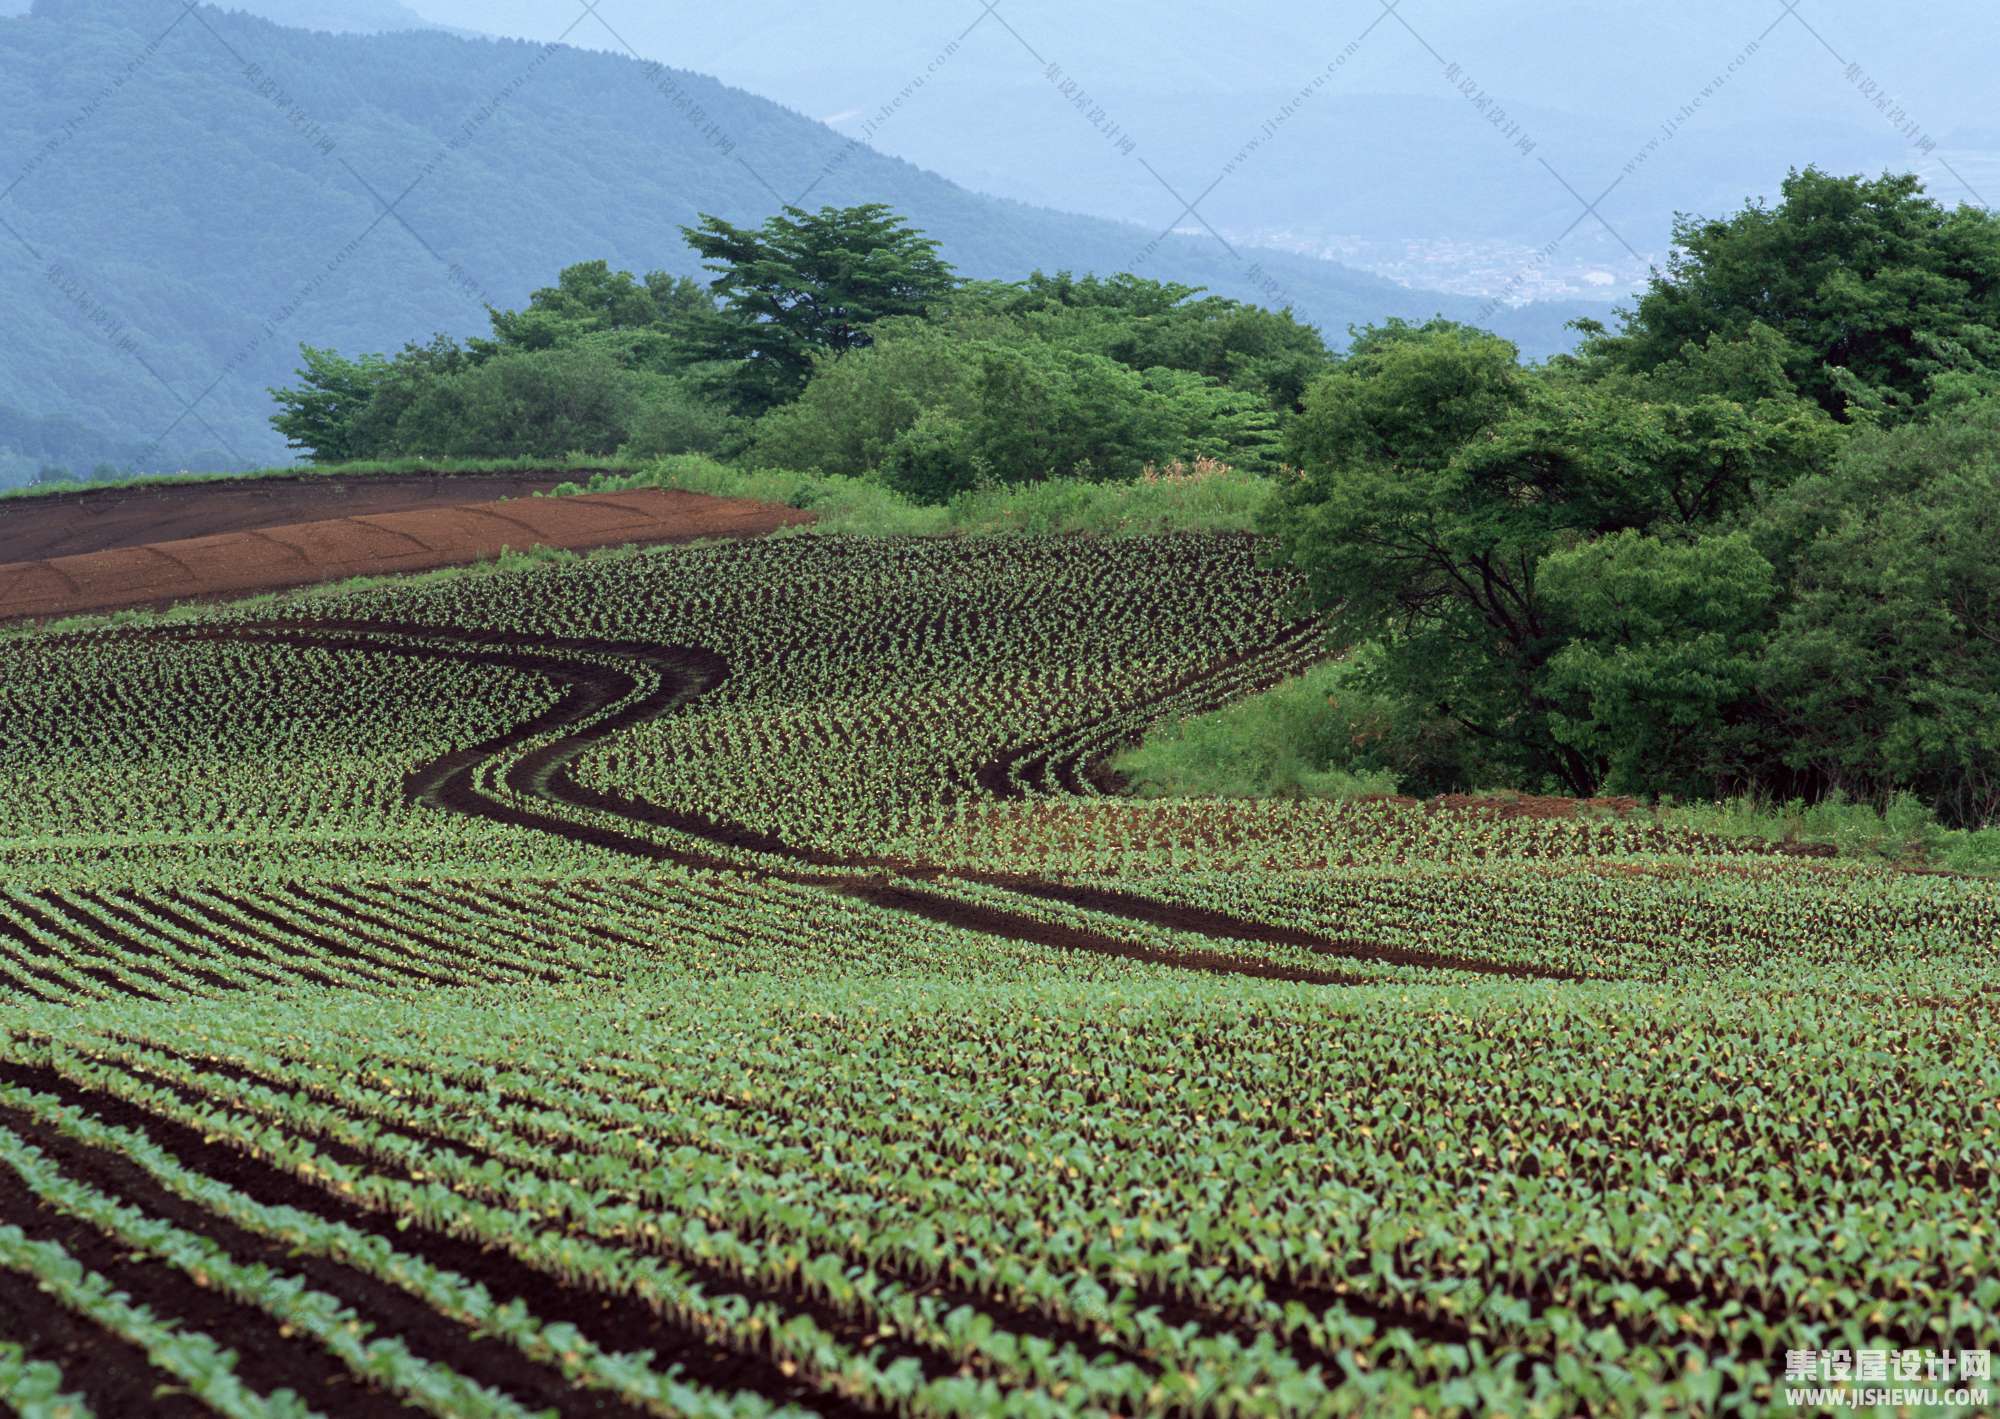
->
[1114,660,1400,800]
[560,455,1277,537]
[1661,792,2000,872]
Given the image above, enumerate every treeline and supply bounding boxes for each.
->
[269,203,1330,499]
[1270,168,2000,827]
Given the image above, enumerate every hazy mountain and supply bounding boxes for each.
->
[397,0,1992,300]
[0,0,456,29]
[0,0,1608,477]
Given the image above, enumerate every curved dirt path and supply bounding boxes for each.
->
[141,619,1583,985]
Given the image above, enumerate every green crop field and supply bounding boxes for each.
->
[1,531,1995,1418]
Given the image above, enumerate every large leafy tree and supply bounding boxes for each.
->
[391,346,640,459]
[1590,168,2000,422]
[679,204,957,413]
[748,320,1267,500]
[965,271,1332,411]
[270,261,726,461]
[1756,402,2000,826]
[1266,319,1835,794]
[482,261,709,364]
[1541,530,1777,798]
[268,346,389,462]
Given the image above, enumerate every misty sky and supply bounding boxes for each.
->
[4,0,1986,311]
[379,0,1992,302]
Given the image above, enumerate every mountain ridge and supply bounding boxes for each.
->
[0,0,1606,479]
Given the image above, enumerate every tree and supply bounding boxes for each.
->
[962,271,1332,411]
[748,323,980,476]
[1137,366,1281,473]
[1263,175,2000,817]
[624,374,746,459]
[393,347,640,459]
[1267,320,1835,794]
[965,344,1177,486]
[347,335,472,458]
[753,324,1211,502]
[679,204,957,413]
[882,407,982,503]
[268,345,389,462]
[482,261,709,364]
[1542,531,1776,798]
[1589,168,2000,423]
[1757,401,2000,826]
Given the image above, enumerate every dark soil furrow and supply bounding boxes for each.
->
[372,883,629,973]
[0,1060,908,1413]
[0,1240,210,1418]
[0,1060,866,1415]
[978,878,1595,982]
[8,892,189,989]
[0,1115,412,1416]
[130,620,1427,987]
[115,1051,1039,1391]
[835,878,1368,985]
[124,1040,508,1173]
[0,906,160,1000]
[80,889,286,985]
[0,946,76,1003]
[36,892,241,993]
[272,884,527,987]
[0,1097,648,1419]
[402,1047,1492,1373]
[111,889,337,987]
[220,890,470,986]
[309,882,589,984]
[162,890,398,989]
[148,1041,1173,1379]
[183,889,450,986]
[526,1055,1761,1359]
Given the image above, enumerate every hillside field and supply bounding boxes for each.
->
[0,522,1994,1417]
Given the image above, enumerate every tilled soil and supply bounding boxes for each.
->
[0,470,608,563]
[0,487,810,622]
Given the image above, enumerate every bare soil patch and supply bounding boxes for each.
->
[0,469,610,563]
[0,488,809,621]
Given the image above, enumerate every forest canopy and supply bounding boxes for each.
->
[1267,167,2000,827]
[269,204,1324,493]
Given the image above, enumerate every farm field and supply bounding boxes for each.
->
[0,527,1995,1417]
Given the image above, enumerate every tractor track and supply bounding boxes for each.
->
[124,617,1577,985]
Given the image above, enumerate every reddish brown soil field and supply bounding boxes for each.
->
[0,488,809,622]
[0,470,623,563]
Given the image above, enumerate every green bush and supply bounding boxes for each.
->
[1115,657,1403,801]
[1659,790,2000,870]
[578,455,1278,538]
[745,320,1285,499]
[623,377,746,459]
[394,346,640,459]
[882,408,984,504]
